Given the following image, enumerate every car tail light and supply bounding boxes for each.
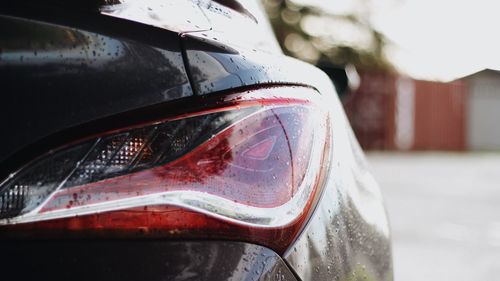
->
[0,87,331,253]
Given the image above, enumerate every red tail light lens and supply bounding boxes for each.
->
[0,87,330,253]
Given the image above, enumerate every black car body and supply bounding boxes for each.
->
[0,1,392,280]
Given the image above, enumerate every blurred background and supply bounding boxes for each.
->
[262,0,500,280]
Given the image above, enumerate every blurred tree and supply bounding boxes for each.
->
[262,0,393,71]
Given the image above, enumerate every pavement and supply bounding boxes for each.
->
[367,152,500,281]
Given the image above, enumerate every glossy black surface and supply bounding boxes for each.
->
[179,12,393,279]
[178,24,392,281]
[0,240,298,281]
[0,1,393,280]
[0,15,192,165]
[284,126,393,281]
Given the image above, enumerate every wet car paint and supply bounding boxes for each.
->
[0,240,299,281]
[283,126,393,281]
[175,4,393,278]
[0,1,393,280]
[181,34,328,95]
[100,0,212,33]
[180,32,393,280]
[0,15,192,165]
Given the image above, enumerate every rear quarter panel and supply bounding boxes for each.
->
[180,2,393,280]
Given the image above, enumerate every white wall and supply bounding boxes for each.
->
[468,71,500,150]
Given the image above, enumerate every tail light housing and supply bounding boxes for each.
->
[0,86,331,253]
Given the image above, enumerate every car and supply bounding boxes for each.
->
[0,0,393,280]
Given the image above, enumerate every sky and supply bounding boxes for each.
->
[292,0,500,81]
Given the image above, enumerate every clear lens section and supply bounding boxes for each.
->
[0,110,248,219]
[0,143,92,219]
[0,95,328,228]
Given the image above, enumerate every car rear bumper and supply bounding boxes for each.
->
[0,240,299,281]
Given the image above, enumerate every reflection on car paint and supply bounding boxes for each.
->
[284,122,392,281]
[101,0,211,32]
[178,17,393,281]
[0,16,193,164]
[0,1,393,280]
